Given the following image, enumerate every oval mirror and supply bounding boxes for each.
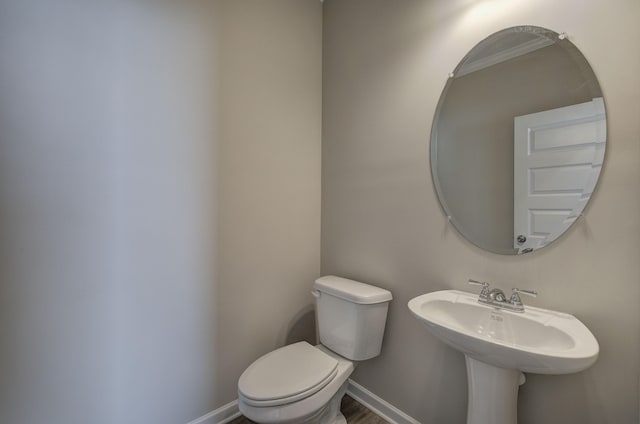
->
[431,26,606,255]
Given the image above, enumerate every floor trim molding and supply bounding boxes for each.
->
[346,379,421,424]
[186,399,241,424]
[187,380,420,424]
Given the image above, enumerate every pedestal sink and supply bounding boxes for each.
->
[408,290,599,424]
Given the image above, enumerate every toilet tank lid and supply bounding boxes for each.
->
[314,276,392,304]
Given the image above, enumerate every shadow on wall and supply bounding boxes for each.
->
[282,305,317,346]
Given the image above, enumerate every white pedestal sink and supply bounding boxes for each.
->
[408,290,599,424]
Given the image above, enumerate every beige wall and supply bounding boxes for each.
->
[216,0,323,408]
[0,1,321,423]
[322,0,640,423]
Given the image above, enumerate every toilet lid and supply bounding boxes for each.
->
[238,341,338,406]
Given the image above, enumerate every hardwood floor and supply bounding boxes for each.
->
[339,395,390,423]
[229,394,389,424]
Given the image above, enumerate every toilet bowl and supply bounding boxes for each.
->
[237,276,392,424]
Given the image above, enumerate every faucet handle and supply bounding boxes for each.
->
[468,279,488,288]
[510,288,537,307]
[468,279,490,300]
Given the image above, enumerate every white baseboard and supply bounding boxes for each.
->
[346,379,421,424]
[186,399,240,424]
[187,379,419,424]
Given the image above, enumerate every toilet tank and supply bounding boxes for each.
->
[313,276,392,361]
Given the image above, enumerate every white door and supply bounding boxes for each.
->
[513,98,606,253]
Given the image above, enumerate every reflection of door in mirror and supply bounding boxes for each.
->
[513,98,606,253]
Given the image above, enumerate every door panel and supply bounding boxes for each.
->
[513,98,605,253]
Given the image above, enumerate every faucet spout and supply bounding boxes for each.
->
[488,288,507,303]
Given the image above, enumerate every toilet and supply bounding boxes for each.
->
[237,275,393,424]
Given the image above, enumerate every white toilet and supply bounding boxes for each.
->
[237,275,393,424]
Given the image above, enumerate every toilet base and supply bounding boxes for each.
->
[315,380,349,424]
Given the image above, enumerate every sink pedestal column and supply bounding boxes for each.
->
[465,356,520,424]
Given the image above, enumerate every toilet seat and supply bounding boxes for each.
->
[238,342,339,407]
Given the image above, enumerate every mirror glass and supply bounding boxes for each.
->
[431,26,606,255]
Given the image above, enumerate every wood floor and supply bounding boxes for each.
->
[229,394,389,424]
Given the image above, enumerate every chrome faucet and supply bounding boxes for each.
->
[468,280,537,313]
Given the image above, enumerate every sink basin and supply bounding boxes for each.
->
[408,290,599,374]
[409,290,599,424]
[409,289,599,424]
